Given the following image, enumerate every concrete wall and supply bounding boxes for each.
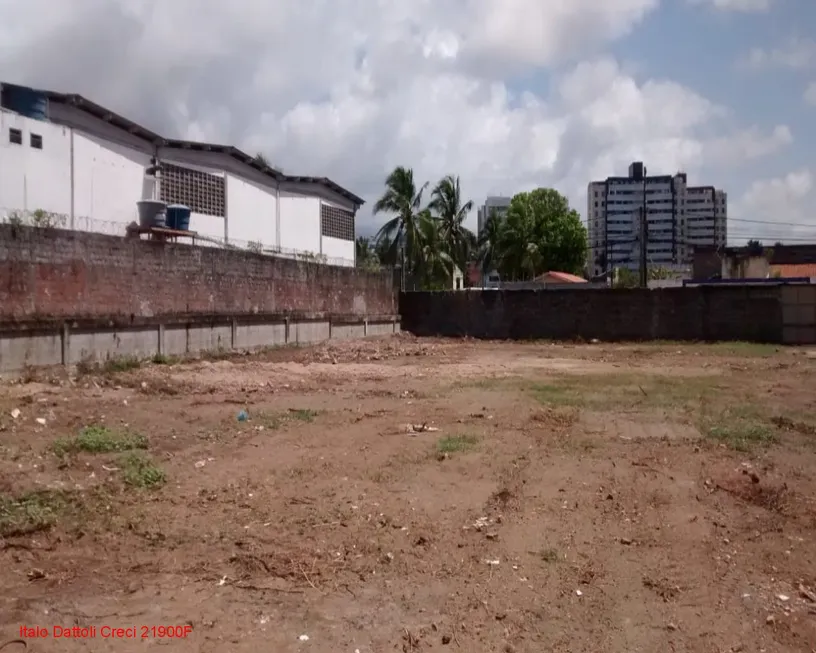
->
[0,225,397,372]
[0,315,400,374]
[400,285,816,345]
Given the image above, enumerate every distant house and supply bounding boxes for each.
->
[693,244,816,281]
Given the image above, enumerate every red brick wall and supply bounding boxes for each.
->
[0,225,396,323]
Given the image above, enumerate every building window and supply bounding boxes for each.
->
[160,162,225,217]
[8,128,22,144]
[320,203,354,241]
[30,133,42,149]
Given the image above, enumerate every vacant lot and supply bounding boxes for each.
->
[1,336,815,652]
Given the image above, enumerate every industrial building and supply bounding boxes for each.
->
[587,162,726,277]
[0,82,363,266]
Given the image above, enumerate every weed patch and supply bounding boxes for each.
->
[531,373,721,411]
[151,353,181,365]
[53,425,148,457]
[288,408,320,422]
[120,452,166,488]
[255,408,321,429]
[102,356,142,374]
[436,434,478,454]
[703,414,777,452]
[0,490,69,537]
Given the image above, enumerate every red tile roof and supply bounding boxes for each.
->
[770,264,816,278]
[536,271,587,283]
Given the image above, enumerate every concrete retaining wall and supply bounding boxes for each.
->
[0,314,400,374]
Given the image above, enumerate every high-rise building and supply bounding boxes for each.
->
[477,196,512,234]
[587,162,726,276]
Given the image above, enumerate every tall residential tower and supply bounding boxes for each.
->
[587,162,726,276]
[476,196,512,235]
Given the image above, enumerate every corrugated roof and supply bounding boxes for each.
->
[1,82,365,207]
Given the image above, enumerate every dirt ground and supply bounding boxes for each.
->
[1,335,816,653]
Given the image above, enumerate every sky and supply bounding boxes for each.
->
[0,0,814,244]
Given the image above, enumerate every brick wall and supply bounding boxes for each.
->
[0,225,396,324]
[400,286,794,343]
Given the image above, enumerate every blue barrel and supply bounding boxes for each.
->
[166,204,191,230]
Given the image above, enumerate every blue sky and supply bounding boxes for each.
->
[2,0,814,244]
[601,0,815,243]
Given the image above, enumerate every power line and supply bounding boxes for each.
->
[727,217,815,228]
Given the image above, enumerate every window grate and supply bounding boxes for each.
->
[320,203,354,241]
[30,133,42,149]
[160,162,225,217]
[9,128,22,145]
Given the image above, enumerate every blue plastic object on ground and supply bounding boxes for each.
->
[237,409,249,422]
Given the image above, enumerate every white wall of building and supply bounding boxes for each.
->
[72,132,151,234]
[226,173,277,248]
[0,110,71,218]
[322,235,353,261]
[279,191,321,254]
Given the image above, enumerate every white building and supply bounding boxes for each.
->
[0,82,363,266]
[476,196,512,235]
[587,162,726,277]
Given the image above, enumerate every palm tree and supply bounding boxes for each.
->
[355,236,372,262]
[373,167,429,287]
[477,209,505,282]
[415,212,454,290]
[429,175,474,274]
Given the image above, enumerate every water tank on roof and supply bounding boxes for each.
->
[137,200,167,228]
[0,84,48,120]
[165,205,191,231]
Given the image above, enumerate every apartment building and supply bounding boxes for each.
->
[587,162,726,277]
[476,196,512,234]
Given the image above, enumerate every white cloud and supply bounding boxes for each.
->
[731,170,816,243]
[0,0,794,234]
[689,0,771,11]
[744,37,816,70]
[704,125,792,164]
[805,82,816,106]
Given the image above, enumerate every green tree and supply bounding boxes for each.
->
[429,175,475,274]
[495,188,586,279]
[613,267,639,288]
[746,239,763,256]
[355,236,381,272]
[373,166,429,281]
[648,265,673,281]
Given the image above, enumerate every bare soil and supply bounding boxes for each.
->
[1,335,816,652]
